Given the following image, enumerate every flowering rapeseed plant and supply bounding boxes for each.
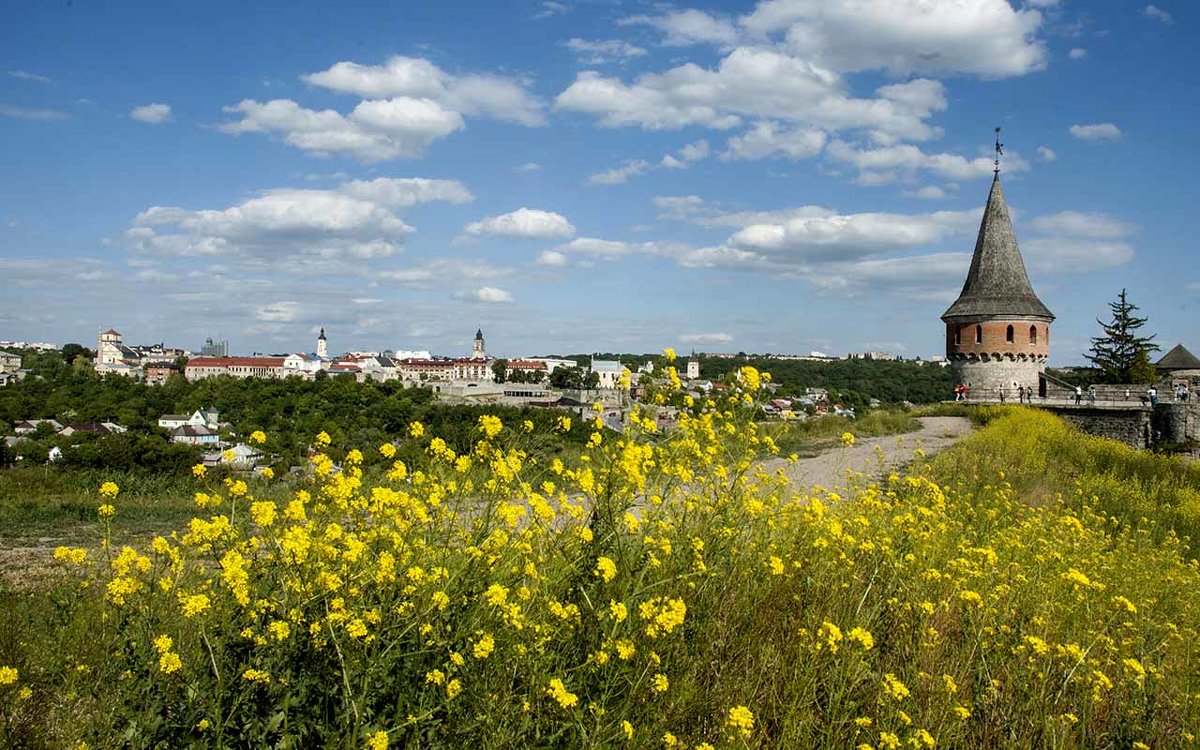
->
[18,395,1200,749]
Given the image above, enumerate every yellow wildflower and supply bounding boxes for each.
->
[367,731,389,750]
[595,556,617,582]
[727,705,755,738]
[547,678,579,708]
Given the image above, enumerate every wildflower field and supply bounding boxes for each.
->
[2,367,1199,749]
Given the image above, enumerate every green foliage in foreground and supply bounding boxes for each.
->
[2,408,1200,748]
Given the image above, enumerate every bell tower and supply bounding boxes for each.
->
[472,328,486,359]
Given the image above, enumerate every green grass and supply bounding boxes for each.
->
[928,406,1200,557]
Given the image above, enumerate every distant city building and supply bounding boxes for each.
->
[316,327,329,359]
[144,362,178,385]
[0,351,21,373]
[590,359,626,389]
[393,349,433,360]
[0,341,56,351]
[685,360,700,379]
[185,356,287,381]
[1156,344,1200,381]
[526,357,577,373]
[506,359,548,378]
[95,328,142,377]
[200,337,229,358]
[942,172,1053,396]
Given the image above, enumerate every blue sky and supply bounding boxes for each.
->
[1,0,1194,363]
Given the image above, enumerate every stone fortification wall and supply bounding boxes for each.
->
[1153,403,1200,452]
[952,359,1044,399]
[1043,405,1152,449]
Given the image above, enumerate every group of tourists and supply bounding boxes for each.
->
[953,383,970,401]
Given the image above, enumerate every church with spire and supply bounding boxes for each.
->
[942,141,1054,398]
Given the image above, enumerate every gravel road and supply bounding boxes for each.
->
[762,416,974,493]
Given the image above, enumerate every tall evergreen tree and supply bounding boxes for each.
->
[1086,289,1160,383]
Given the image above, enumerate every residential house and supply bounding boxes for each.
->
[158,409,219,431]
[14,418,63,434]
[0,351,21,373]
[169,425,220,445]
[590,359,626,390]
[144,362,179,385]
[202,443,265,468]
[58,422,127,436]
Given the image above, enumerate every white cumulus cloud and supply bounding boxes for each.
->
[1069,122,1122,141]
[620,9,740,47]
[455,286,513,303]
[680,332,734,344]
[463,208,575,239]
[301,55,543,125]
[827,139,1028,184]
[565,38,648,64]
[739,0,1047,77]
[587,160,649,185]
[220,98,464,162]
[535,250,569,267]
[722,122,826,161]
[1144,5,1173,23]
[1036,146,1057,162]
[219,56,544,161]
[131,103,172,124]
[125,176,470,266]
[555,48,948,144]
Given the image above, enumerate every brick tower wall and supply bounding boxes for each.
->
[946,319,1049,398]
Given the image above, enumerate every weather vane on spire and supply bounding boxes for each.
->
[994,126,1004,174]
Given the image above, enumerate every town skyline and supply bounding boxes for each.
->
[2,0,1195,364]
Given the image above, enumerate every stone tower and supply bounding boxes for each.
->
[472,328,486,359]
[941,173,1054,398]
[316,327,328,359]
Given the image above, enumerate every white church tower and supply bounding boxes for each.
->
[316,327,328,359]
[472,328,486,360]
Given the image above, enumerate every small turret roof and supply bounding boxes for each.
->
[942,174,1054,322]
[318,327,326,340]
[1156,344,1200,370]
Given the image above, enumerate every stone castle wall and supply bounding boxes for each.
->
[952,359,1045,398]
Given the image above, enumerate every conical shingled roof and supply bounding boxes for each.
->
[1156,344,1200,370]
[942,174,1054,322]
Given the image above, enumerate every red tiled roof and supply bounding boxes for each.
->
[507,360,547,370]
[187,356,286,367]
[102,328,121,336]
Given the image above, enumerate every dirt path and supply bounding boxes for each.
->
[763,416,974,492]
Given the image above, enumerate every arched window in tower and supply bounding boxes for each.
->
[975,325,983,344]
[1029,325,1038,344]
[1006,324,1014,343]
